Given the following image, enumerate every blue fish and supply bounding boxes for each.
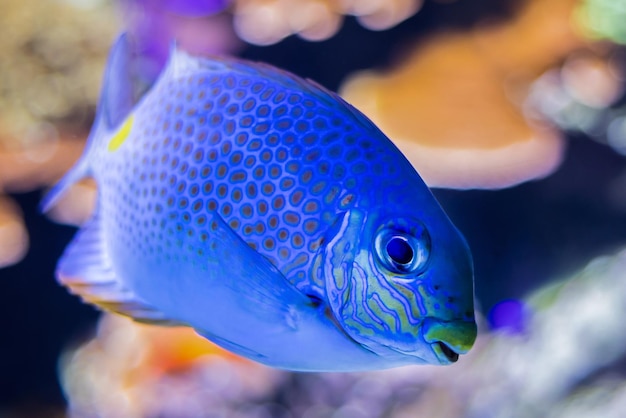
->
[43,34,477,371]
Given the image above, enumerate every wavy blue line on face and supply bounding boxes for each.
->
[339,250,422,344]
[370,253,422,326]
[354,262,392,332]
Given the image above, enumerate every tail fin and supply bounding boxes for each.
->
[40,158,90,213]
[41,33,136,213]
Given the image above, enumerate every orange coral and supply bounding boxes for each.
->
[138,324,250,375]
[341,0,589,188]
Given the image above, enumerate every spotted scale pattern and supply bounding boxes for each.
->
[97,58,412,299]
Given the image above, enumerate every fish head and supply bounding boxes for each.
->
[322,203,477,365]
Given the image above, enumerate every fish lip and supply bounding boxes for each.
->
[387,346,437,364]
[390,338,460,365]
[432,341,460,364]
[421,317,477,364]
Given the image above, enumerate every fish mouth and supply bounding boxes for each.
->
[322,302,474,365]
[393,338,464,364]
[432,341,460,364]
[422,317,477,365]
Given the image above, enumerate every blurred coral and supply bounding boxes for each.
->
[0,136,85,194]
[0,134,90,267]
[575,0,626,45]
[60,248,626,417]
[120,0,241,82]
[232,0,423,45]
[526,49,625,137]
[0,197,28,269]
[340,0,592,189]
[0,0,117,146]
[0,0,116,267]
[46,178,97,226]
[60,315,283,418]
[560,51,624,108]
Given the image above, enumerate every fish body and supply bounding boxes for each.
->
[44,34,477,371]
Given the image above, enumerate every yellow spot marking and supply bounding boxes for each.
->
[107,115,134,152]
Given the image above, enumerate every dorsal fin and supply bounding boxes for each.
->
[99,33,136,130]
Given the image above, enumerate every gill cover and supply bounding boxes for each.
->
[323,209,367,319]
[323,210,433,355]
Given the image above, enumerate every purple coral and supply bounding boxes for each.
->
[118,0,238,82]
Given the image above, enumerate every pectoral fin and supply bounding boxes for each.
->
[179,212,373,367]
[194,211,313,324]
[187,213,410,371]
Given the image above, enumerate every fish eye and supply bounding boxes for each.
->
[374,223,430,276]
[386,237,414,265]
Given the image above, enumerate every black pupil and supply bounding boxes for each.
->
[386,237,414,265]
